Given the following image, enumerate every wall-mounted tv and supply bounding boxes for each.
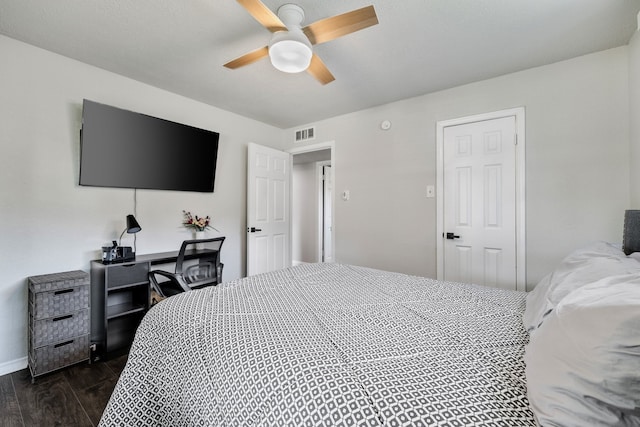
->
[79,99,219,192]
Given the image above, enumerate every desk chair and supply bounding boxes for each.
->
[149,237,225,298]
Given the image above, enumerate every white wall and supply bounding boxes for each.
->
[282,47,630,286]
[630,29,640,205]
[292,162,318,263]
[0,35,282,373]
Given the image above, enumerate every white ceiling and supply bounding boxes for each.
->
[1,0,639,129]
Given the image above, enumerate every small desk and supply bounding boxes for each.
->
[90,249,220,360]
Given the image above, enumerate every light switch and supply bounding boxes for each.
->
[426,185,435,198]
[342,190,350,201]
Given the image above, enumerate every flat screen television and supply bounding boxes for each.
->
[79,99,219,192]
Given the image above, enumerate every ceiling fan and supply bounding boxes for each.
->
[224,0,379,84]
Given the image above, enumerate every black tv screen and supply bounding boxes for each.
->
[79,99,219,192]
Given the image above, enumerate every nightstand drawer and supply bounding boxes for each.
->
[29,334,90,378]
[29,286,90,320]
[106,263,149,288]
[28,270,89,293]
[29,309,90,347]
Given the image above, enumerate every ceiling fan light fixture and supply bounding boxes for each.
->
[269,30,312,73]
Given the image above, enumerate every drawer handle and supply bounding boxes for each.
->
[52,314,73,322]
[54,340,74,348]
[54,289,74,296]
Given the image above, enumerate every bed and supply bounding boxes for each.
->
[99,243,640,426]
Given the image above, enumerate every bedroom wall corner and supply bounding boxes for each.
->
[629,29,640,206]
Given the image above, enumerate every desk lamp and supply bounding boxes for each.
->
[119,214,142,245]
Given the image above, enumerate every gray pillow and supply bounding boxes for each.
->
[525,274,640,426]
[523,241,638,332]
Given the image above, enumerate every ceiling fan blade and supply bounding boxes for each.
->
[303,5,378,45]
[236,0,286,32]
[224,46,269,69]
[307,54,335,85]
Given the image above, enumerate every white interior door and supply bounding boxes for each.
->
[441,115,520,290]
[247,143,291,276]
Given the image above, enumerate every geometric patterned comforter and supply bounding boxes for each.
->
[99,263,536,426]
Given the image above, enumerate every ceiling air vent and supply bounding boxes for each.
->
[295,127,315,143]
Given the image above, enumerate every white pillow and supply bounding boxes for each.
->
[523,241,639,331]
[628,252,640,262]
[525,274,640,426]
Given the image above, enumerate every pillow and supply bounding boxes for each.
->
[525,274,640,426]
[523,241,640,331]
[628,252,640,262]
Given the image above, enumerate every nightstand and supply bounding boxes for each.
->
[28,270,91,381]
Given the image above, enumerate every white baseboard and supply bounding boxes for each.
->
[292,260,308,267]
[0,356,28,376]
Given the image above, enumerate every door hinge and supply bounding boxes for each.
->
[514,133,518,145]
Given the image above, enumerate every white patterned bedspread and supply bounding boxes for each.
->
[99,263,535,426]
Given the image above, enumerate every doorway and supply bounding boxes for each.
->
[320,163,333,262]
[290,142,335,265]
[436,108,526,291]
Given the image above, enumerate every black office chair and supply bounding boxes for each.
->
[149,237,225,298]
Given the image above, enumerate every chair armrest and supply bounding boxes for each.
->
[149,270,192,295]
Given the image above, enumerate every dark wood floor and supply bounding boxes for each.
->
[0,354,126,427]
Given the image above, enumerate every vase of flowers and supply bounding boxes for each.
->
[182,211,218,249]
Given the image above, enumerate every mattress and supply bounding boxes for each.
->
[99,263,535,426]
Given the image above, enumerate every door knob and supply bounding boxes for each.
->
[446,232,460,240]
[247,227,263,233]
